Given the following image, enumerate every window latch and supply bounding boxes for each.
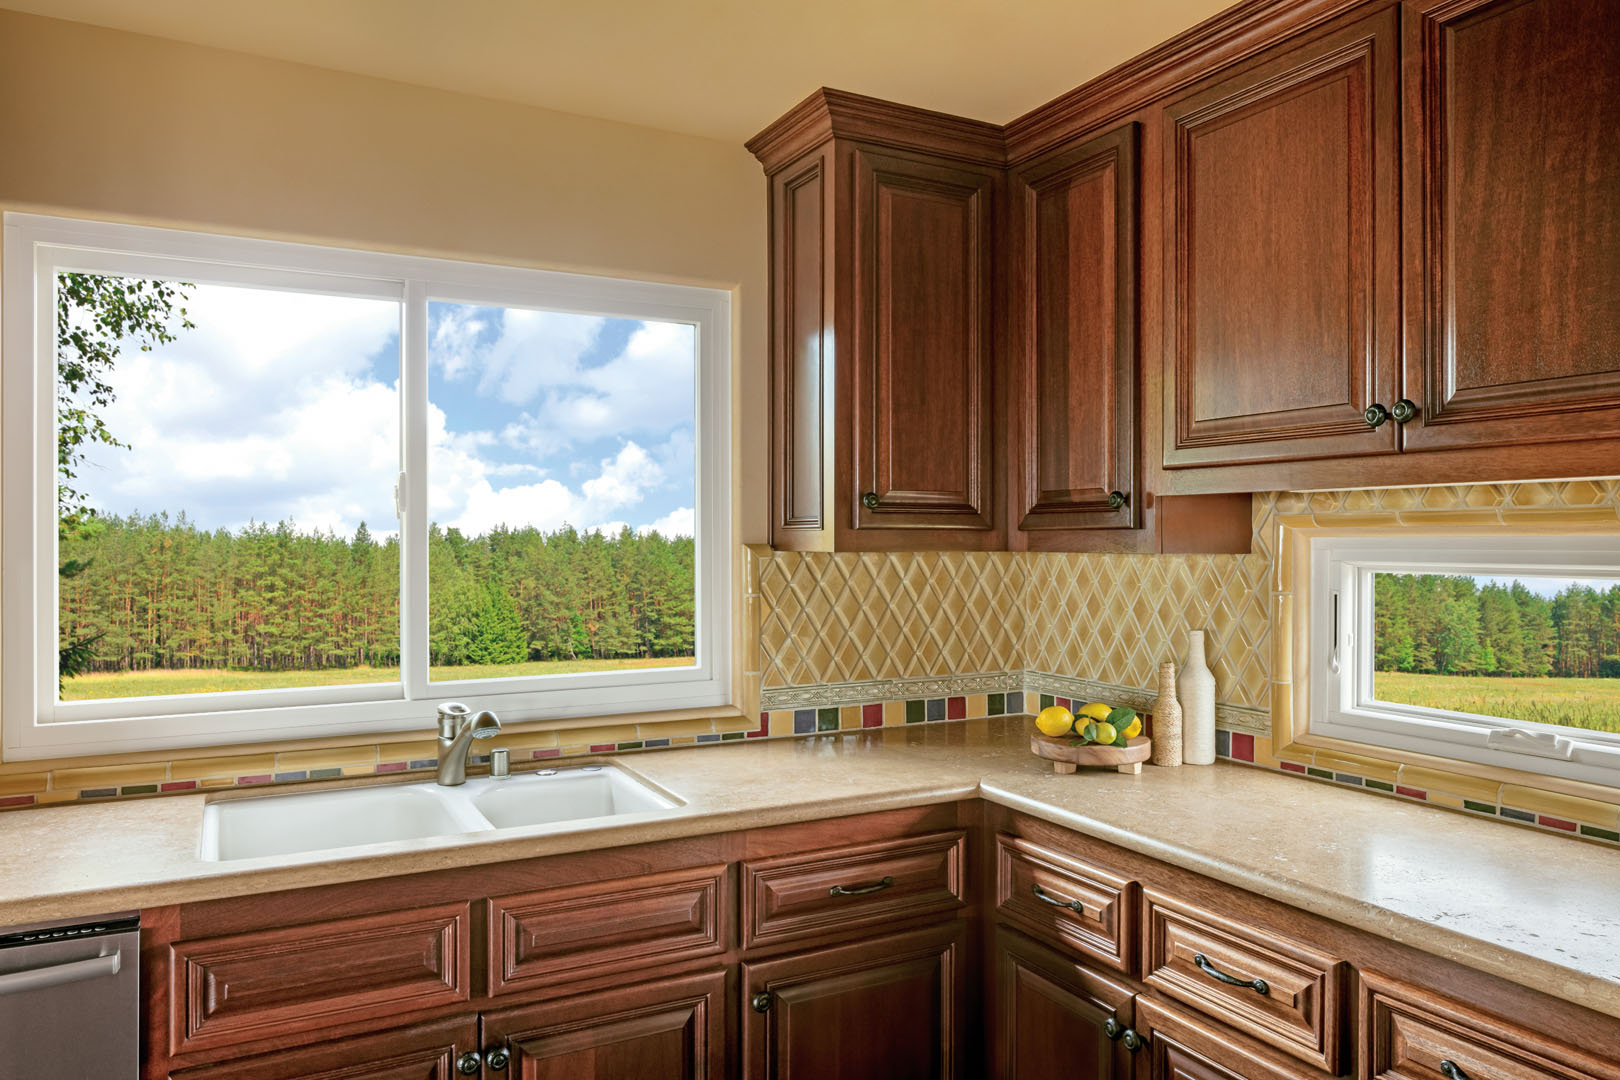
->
[1329,591,1340,675]
[393,472,406,520]
[1484,728,1573,760]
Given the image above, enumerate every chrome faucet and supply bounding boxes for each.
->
[435,702,501,786]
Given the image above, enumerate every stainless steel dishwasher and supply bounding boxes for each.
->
[0,912,140,1078]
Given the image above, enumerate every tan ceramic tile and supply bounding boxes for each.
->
[1399,508,1501,527]
[50,763,169,790]
[637,718,716,739]
[966,694,988,719]
[1499,507,1620,527]
[712,715,757,735]
[669,736,697,746]
[275,745,379,771]
[1498,786,1620,829]
[768,711,795,737]
[1312,749,1401,784]
[376,741,438,763]
[495,731,561,753]
[34,790,81,805]
[1251,735,1281,770]
[1425,791,1468,810]
[883,701,907,727]
[1506,482,1558,508]
[0,773,50,797]
[558,725,640,746]
[1397,765,1501,803]
[839,705,861,731]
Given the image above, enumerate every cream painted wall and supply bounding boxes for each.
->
[0,7,769,543]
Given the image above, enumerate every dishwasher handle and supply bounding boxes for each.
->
[0,950,121,996]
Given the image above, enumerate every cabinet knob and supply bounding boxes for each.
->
[1363,403,1390,428]
[1104,1017,1124,1040]
[1390,398,1419,424]
[1108,490,1128,510]
[1440,1062,1469,1080]
[751,991,773,1013]
[861,491,880,510]
[455,1051,482,1076]
[1120,1029,1145,1052]
[485,1046,510,1071]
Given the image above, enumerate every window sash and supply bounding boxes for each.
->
[1309,533,1620,787]
[2,213,731,760]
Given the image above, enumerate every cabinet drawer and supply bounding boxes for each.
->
[1362,970,1620,1080]
[169,902,471,1056]
[1143,889,1345,1073]
[741,830,966,950]
[994,833,1136,973]
[488,864,727,996]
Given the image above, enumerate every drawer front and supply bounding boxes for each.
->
[1362,970,1619,1080]
[742,830,966,950]
[169,902,471,1056]
[994,833,1136,973]
[1143,889,1345,1073]
[488,864,727,996]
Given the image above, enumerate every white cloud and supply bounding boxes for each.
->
[445,441,665,537]
[640,507,694,538]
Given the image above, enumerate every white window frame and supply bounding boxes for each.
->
[2,213,732,760]
[1310,532,1620,787]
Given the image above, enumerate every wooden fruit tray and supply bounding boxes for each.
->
[1030,733,1152,775]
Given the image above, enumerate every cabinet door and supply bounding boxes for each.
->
[1400,0,1620,452]
[1135,996,1314,1080]
[1010,123,1139,538]
[992,927,1135,1080]
[742,921,964,1080]
[1162,6,1401,468]
[484,969,727,1080]
[168,1017,479,1080]
[848,146,999,539]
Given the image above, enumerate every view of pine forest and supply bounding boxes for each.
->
[1372,573,1620,734]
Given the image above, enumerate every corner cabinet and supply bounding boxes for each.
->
[749,90,1006,552]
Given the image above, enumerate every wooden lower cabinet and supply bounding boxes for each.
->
[483,969,728,1080]
[167,1017,480,1080]
[992,927,1135,1080]
[741,922,965,1080]
[1135,997,1313,1080]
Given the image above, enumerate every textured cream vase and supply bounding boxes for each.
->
[1149,661,1182,767]
[1179,631,1217,765]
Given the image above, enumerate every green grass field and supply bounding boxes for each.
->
[1374,671,1620,734]
[60,657,696,701]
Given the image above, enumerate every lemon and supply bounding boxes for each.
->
[1119,715,1143,740]
[1076,702,1113,723]
[1034,705,1075,738]
[1092,721,1118,744]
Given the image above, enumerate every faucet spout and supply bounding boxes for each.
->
[435,704,501,786]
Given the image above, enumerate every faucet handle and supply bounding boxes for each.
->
[436,701,471,737]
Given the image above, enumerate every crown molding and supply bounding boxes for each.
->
[745,87,1006,173]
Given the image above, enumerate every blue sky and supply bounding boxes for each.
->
[71,281,696,540]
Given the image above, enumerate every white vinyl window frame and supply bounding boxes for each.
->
[1310,533,1620,788]
[2,213,732,760]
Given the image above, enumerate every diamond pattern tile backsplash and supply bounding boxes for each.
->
[759,481,1620,711]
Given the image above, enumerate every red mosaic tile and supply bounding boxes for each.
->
[375,762,408,773]
[159,780,198,792]
[947,697,966,720]
[1280,761,1307,774]
[533,748,561,759]
[589,744,616,753]
[1538,814,1578,832]
[747,712,769,738]
[0,795,36,808]
[1230,733,1255,762]
[1055,697,1071,710]
[1395,785,1427,800]
[237,774,272,785]
[862,703,883,728]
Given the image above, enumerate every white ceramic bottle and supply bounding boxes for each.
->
[1178,630,1217,765]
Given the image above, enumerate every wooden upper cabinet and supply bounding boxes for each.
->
[1008,123,1139,538]
[749,89,1005,551]
[1161,6,1401,469]
[1400,0,1620,452]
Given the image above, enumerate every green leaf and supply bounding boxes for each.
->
[1080,722,1098,743]
[1106,705,1137,727]
[1113,733,1130,748]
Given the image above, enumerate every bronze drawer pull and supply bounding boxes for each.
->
[1193,952,1269,995]
[1031,882,1085,914]
[1440,1062,1468,1080]
[829,875,894,897]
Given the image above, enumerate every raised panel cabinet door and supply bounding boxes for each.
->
[1162,6,1401,467]
[1401,0,1620,451]
[484,969,728,1080]
[741,921,964,1080]
[166,1017,480,1080]
[1135,997,1316,1080]
[1011,123,1139,535]
[991,927,1136,1080]
[848,146,999,536]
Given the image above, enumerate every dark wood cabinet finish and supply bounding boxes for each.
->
[1400,0,1620,453]
[741,921,965,1080]
[487,864,727,997]
[1008,122,1140,537]
[742,830,966,951]
[1142,888,1346,1073]
[1360,969,1620,1080]
[1162,5,1402,469]
[994,833,1136,974]
[991,927,1135,1080]
[167,901,472,1057]
[167,1017,479,1080]
[1136,996,1317,1080]
[485,969,729,1080]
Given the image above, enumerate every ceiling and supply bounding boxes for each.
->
[2,0,1237,143]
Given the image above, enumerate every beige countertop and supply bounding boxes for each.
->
[1,716,1616,1019]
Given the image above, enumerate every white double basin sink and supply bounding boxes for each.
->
[200,765,680,861]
